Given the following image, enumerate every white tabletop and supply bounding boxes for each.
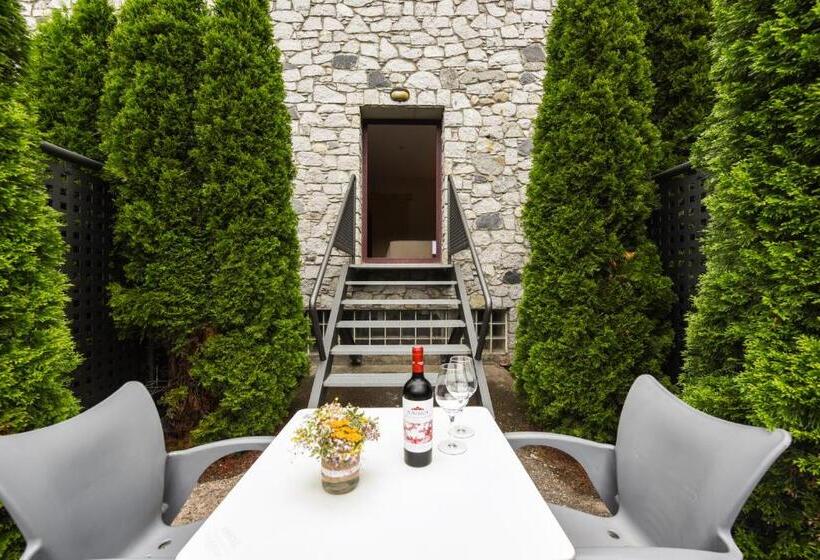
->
[178,407,574,560]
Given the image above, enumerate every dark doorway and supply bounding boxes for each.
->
[363,120,441,262]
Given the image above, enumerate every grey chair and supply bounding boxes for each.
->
[506,374,790,559]
[0,381,273,560]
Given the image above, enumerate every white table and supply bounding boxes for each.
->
[178,407,575,560]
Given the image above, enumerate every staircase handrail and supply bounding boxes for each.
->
[309,176,356,361]
[447,175,493,359]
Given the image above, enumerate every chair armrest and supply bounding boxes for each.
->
[162,436,273,523]
[505,432,618,513]
[21,542,44,560]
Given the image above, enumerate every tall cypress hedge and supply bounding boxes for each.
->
[101,0,307,441]
[513,0,674,442]
[1,0,81,554]
[640,0,713,171]
[682,1,819,558]
[99,0,209,434]
[0,0,27,86]
[27,0,115,159]
[188,0,309,442]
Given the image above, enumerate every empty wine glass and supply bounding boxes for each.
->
[448,356,477,438]
[434,363,467,455]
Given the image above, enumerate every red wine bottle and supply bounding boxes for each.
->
[403,345,433,467]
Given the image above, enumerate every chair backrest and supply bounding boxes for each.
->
[615,375,790,552]
[0,382,167,560]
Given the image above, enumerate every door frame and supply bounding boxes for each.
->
[361,118,443,264]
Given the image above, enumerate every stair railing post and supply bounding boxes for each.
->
[446,176,493,359]
[309,176,356,361]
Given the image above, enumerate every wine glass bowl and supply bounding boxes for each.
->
[447,356,477,438]
[434,363,467,455]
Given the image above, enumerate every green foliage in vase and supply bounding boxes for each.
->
[0,0,81,555]
[189,0,309,442]
[513,0,674,442]
[27,0,115,159]
[682,1,819,558]
[640,0,714,170]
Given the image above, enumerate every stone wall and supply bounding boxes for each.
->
[20,0,553,354]
[281,0,550,355]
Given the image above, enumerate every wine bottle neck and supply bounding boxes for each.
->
[412,345,424,375]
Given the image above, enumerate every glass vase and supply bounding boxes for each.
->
[320,452,360,495]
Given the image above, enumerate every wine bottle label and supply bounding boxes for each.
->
[403,397,433,453]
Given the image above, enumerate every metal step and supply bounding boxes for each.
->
[350,264,453,270]
[324,373,438,388]
[331,344,471,356]
[336,319,465,329]
[345,280,456,286]
[342,298,460,307]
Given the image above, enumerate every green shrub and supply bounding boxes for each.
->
[640,0,714,170]
[682,0,819,557]
[99,0,208,435]
[188,0,309,442]
[1,0,81,554]
[0,79,79,437]
[101,0,307,441]
[0,0,27,88]
[513,0,674,442]
[27,0,115,159]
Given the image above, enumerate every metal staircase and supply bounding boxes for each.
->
[308,176,494,414]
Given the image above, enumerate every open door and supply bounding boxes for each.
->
[362,119,441,262]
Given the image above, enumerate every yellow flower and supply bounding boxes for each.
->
[331,426,363,443]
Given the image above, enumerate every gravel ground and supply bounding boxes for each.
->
[173,360,609,525]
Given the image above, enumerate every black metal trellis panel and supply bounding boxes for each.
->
[42,142,145,407]
[447,179,469,255]
[333,178,356,256]
[649,162,709,379]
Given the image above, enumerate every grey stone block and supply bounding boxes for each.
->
[517,139,533,156]
[367,70,390,88]
[520,71,538,85]
[476,212,503,230]
[502,270,522,284]
[522,44,545,63]
[332,54,358,69]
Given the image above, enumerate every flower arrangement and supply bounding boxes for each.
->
[292,401,380,466]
